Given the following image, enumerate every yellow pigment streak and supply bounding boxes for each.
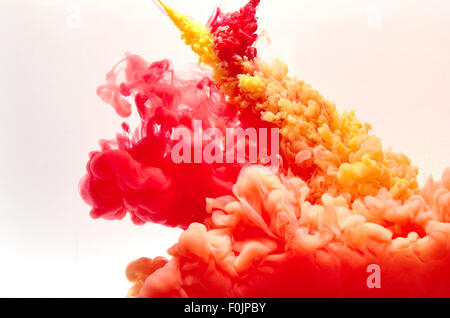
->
[160,2,419,202]
[157,0,218,67]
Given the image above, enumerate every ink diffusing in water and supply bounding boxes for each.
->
[80,0,450,297]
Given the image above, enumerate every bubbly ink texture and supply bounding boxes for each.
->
[80,0,450,297]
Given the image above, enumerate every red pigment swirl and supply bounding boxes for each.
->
[208,0,260,71]
[80,0,450,298]
[129,166,450,298]
[80,54,275,228]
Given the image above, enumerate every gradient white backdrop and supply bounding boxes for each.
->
[0,0,449,297]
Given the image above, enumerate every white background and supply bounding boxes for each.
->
[0,0,449,297]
